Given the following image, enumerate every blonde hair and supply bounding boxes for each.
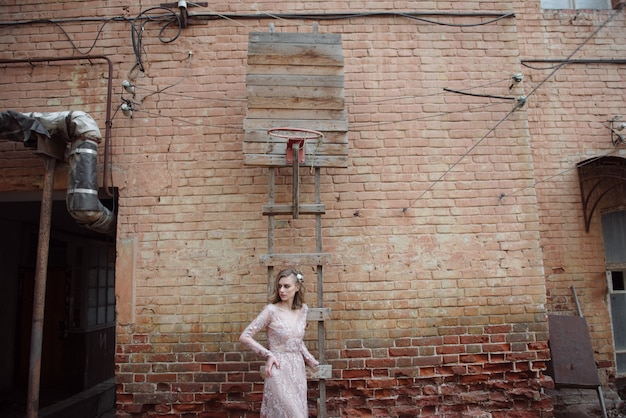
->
[269,268,306,309]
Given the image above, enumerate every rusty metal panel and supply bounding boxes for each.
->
[547,315,601,388]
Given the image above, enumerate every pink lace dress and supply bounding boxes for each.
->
[240,303,319,418]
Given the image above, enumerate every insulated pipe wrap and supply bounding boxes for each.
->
[0,109,115,235]
[67,139,115,236]
[27,110,102,143]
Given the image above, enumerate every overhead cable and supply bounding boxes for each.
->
[403,5,624,212]
[501,147,621,200]
[187,10,516,27]
[403,100,526,213]
[131,6,182,73]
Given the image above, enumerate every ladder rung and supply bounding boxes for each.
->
[307,364,332,380]
[260,253,331,266]
[307,307,331,321]
[262,203,326,215]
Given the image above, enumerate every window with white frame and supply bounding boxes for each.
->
[602,211,626,374]
[541,0,612,9]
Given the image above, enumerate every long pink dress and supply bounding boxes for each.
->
[240,303,318,418]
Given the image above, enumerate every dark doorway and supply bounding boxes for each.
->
[16,267,70,393]
[0,193,116,417]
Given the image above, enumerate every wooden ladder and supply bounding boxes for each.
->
[260,166,332,418]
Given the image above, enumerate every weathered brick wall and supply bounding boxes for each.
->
[0,1,561,417]
[514,0,626,384]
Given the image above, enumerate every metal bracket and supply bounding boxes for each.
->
[34,136,66,162]
[286,138,306,164]
[159,1,208,27]
[610,116,626,146]
[159,1,207,7]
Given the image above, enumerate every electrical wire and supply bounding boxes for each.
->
[189,3,514,30]
[109,90,509,143]
[0,18,125,55]
[3,6,620,208]
[350,102,509,129]
[442,87,516,101]
[129,108,243,129]
[130,86,247,103]
[233,0,295,27]
[139,51,194,103]
[1,9,516,73]
[131,6,182,74]
[496,7,626,201]
[128,69,513,128]
[352,77,514,105]
[0,9,516,69]
[0,10,515,28]
[125,75,510,118]
[396,11,515,27]
[521,59,626,71]
[403,5,625,212]
[501,147,621,199]
[403,100,526,212]
[524,10,623,100]
[188,11,516,28]
[51,19,112,55]
[187,2,255,29]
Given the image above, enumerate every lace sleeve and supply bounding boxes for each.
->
[300,342,319,367]
[299,305,319,367]
[239,305,274,358]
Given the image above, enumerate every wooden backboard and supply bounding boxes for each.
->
[243,32,348,168]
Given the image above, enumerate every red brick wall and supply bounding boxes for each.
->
[9,0,626,416]
[515,1,626,381]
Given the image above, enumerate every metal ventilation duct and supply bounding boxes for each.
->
[0,110,115,236]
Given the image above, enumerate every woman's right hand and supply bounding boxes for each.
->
[265,355,279,378]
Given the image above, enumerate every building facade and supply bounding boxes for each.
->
[0,0,625,417]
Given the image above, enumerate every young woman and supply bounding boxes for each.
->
[239,268,319,418]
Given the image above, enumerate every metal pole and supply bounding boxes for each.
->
[571,286,608,418]
[571,285,583,317]
[315,167,326,418]
[26,156,56,418]
[292,143,300,219]
[268,167,275,296]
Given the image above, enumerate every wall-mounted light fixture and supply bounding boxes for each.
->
[610,116,626,146]
[122,80,135,96]
[121,101,133,118]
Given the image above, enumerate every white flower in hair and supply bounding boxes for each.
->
[296,272,304,282]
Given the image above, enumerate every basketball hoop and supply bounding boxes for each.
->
[267,127,324,164]
[267,127,324,218]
